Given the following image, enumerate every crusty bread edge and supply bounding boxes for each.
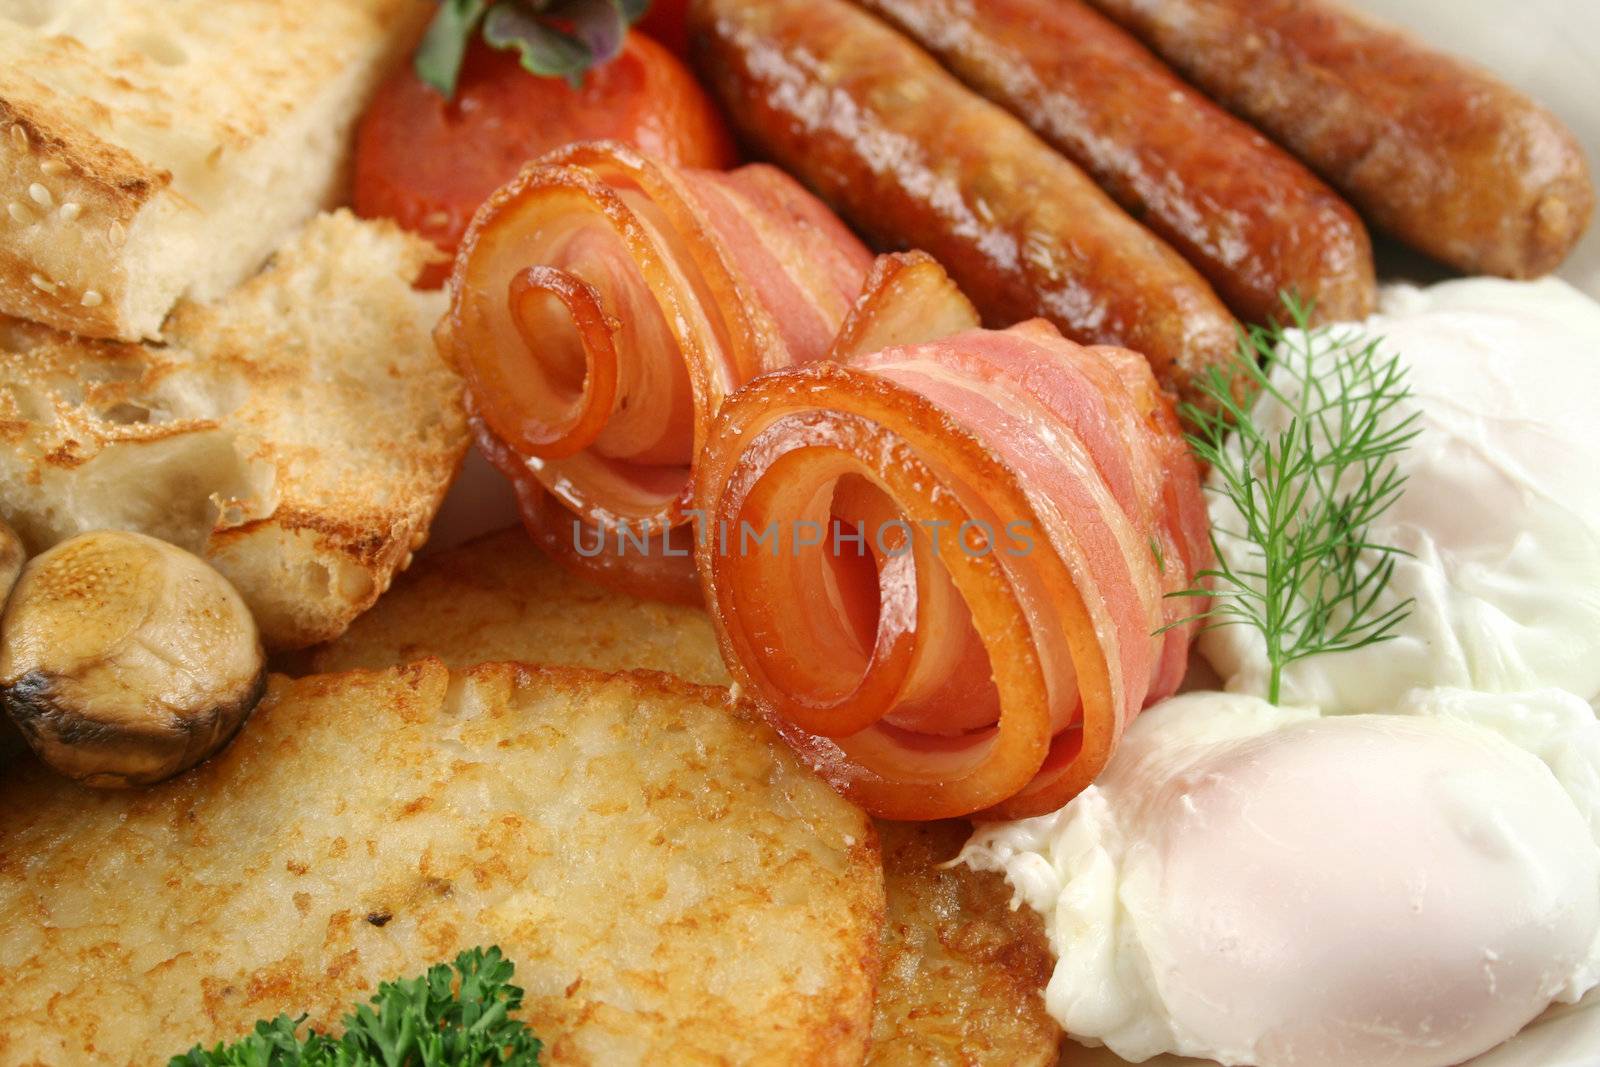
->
[0,102,161,337]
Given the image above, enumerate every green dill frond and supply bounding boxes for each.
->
[1165,294,1421,704]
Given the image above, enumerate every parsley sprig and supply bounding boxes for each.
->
[170,947,541,1067]
[1166,296,1422,704]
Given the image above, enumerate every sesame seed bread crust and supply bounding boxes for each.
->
[0,95,155,338]
[0,210,468,650]
[0,0,428,341]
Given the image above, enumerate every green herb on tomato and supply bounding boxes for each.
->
[168,946,541,1066]
[354,0,733,288]
[417,0,649,97]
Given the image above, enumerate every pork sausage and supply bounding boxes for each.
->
[1081,0,1594,278]
[858,0,1376,325]
[689,0,1243,413]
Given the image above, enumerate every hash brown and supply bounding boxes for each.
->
[869,821,1062,1066]
[304,527,1063,1064]
[0,661,883,1065]
[307,525,728,685]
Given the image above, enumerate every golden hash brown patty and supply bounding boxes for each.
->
[869,820,1061,1066]
[303,528,1062,1065]
[0,661,883,1065]
[307,526,728,685]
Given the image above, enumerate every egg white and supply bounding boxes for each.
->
[963,687,1600,1067]
[1202,277,1600,713]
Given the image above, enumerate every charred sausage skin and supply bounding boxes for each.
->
[689,0,1242,413]
[858,0,1376,325]
[1082,0,1594,278]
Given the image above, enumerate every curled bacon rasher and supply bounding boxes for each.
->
[438,140,872,598]
[693,257,1210,819]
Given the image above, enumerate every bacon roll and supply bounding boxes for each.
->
[439,141,872,599]
[693,259,1211,819]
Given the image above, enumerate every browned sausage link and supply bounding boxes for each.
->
[688,0,1242,414]
[1082,0,1595,279]
[856,0,1376,325]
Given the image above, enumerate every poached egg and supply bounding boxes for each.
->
[1202,277,1600,712]
[962,687,1600,1067]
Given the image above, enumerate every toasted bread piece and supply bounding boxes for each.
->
[309,526,731,684]
[0,0,428,340]
[0,210,468,650]
[0,661,884,1066]
[306,526,1061,1063]
[870,820,1062,1066]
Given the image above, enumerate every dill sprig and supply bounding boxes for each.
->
[1166,296,1422,704]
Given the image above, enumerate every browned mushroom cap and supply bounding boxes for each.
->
[0,530,266,787]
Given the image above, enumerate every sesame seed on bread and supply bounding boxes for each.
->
[0,0,429,341]
[0,210,469,650]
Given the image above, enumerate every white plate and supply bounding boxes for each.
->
[426,2,1600,1063]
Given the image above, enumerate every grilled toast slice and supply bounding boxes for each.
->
[0,210,468,650]
[0,0,427,340]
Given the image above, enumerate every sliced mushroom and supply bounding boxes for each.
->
[0,530,266,787]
